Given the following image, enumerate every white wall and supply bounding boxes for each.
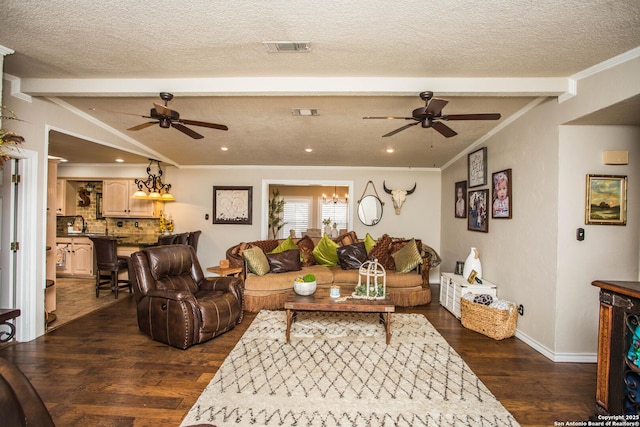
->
[556,126,640,355]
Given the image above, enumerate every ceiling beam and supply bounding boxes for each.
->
[17,76,569,98]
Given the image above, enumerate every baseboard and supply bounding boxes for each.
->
[515,329,597,363]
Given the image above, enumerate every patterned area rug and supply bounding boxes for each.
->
[180,310,520,427]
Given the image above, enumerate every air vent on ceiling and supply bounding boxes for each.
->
[263,41,311,53]
[292,109,319,116]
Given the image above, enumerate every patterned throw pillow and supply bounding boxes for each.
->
[312,233,340,267]
[296,235,316,266]
[391,239,423,273]
[242,246,270,276]
[269,236,298,254]
[368,234,394,270]
[333,231,358,246]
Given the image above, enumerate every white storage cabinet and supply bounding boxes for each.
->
[439,272,497,319]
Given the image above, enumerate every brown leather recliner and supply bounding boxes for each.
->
[128,245,243,349]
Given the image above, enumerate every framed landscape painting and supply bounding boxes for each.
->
[585,175,627,225]
[213,186,253,224]
[468,189,489,232]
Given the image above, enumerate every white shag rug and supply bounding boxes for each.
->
[180,310,520,427]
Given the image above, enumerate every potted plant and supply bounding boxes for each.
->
[268,189,287,239]
[294,273,316,296]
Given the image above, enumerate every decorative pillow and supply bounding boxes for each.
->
[474,294,494,305]
[249,239,279,254]
[333,231,358,246]
[269,236,298,254]
[369,234,395,270]
[266,249,302,273]
[391,239,423,273]
[312,233,340,267]
[296,235,316,266]
[337,242,367,270]
[363,233,376,254]
[242,246,270,276]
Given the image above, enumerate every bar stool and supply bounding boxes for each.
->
[157,234,177,245]
[89,236,131,299]
[187,230,202,252]
[175,232,189,245]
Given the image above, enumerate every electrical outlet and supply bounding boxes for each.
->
[518,304,524,316]
[134,221,139,228]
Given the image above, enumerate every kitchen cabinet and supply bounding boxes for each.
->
[102,179,160,218]
[56,179,77,216]
[56,237,94,278]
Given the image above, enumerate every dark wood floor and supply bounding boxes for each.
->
[0,285,596,427]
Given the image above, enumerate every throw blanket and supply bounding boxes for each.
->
[181,310,520,427]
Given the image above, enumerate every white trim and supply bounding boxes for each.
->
[3,74,32,103]
[262,179,354,240]
[515,329,596,363]
[0,45,15,56]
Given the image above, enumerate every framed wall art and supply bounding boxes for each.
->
[468,189,489,232]
[213,186,253,224]
[467,147,487,188]
[491,168,512,219]
[585,174,627,225]
[455,180,467,218]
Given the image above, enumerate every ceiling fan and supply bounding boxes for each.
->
[363,91,501,138]
[94,92,228,139]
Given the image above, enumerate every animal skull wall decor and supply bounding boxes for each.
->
[383,181,416,215]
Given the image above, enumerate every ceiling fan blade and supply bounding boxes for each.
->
[153,102,179,118]
[172,123,204,139]
[90,107,150,118]
[425,98,449,116]
[127,122,157,131]
[363,116,413,120]
[180,119,228,131]
[382,121,420,137]
[442,113,502,121]
[431,121,458,138]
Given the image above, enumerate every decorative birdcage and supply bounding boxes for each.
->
[353,258,386,299]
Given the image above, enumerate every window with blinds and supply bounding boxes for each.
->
[281,197,312,239]
[320,201,348,230]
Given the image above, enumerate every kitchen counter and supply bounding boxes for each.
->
[56,233,160,247]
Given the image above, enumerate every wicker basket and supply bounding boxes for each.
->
[460,297,517,340]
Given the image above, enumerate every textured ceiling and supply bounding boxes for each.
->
[2,0,640,167]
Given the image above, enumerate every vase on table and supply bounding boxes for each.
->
[331,227,339,238]
[462,247,482,282]
[324,225,332,236]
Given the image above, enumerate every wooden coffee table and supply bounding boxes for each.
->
[284,290,395,344]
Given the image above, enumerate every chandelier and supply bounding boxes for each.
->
[323,186,348,204]
[131,159,175,201]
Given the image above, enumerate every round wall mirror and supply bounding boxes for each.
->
[357,195,383,226]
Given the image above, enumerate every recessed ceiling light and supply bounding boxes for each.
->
[263,41,310,53]
[221,146,229,151]
[115,158,124,162]
[305,148,313,153]
[292,109,319,116]
[386,148,395,153]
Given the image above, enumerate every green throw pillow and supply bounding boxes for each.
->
[312,233,340,267]
[363,233,376,253]
[269,236,298,254]
[242,246,270,276]
[391,239,423,273]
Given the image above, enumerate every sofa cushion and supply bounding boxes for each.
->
[337,242,367,270]
[242,246,270,276]
[269,236,298,254]
[392,238,423,273]
[250,239,279,254]
[333,230,358,246]
[266,249,302,273]
[296,235,317,266]
[312,233,340,267]
[363,233,376,253]
[369,234,395,270]
[244,265,334,293]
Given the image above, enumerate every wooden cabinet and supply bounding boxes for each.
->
[440,272,497,319]
[55,179,76,216]
[592,280,640,416]
[56,237,94,278]
[102,179,159,218]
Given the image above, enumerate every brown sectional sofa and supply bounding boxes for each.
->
[226,232,440,312]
